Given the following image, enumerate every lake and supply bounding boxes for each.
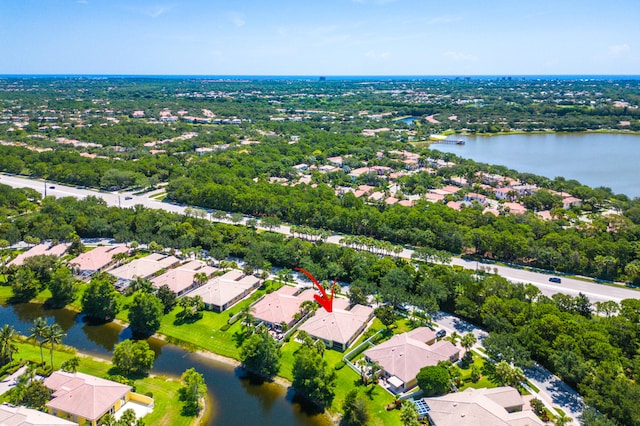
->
[431,133,640,198]
[0,303,332,426]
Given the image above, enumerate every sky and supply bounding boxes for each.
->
[1,0,639,76]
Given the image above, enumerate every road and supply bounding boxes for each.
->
[433,311,583,424]
[3,173,639,305]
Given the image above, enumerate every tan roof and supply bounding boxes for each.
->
[44,371,130,422]
[151,260,217,294]
[68,245,129,272]
[9,243,69,266]
[108,253,180,280]
[364,327,458,384]
[183,270,260,308]
[298,301,373,346]
[0,403,77,426]
[252,287,316,325]
[423,387,543,426]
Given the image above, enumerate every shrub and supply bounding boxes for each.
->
[334,361,346,370]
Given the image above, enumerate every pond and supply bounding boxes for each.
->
[0,303,332,426]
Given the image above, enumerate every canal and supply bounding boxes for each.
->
[0,303,332,426]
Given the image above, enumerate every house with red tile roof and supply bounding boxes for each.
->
[182,269,261,312]
[68,245,130,279]
[251,286,317,330]
[151,260,216,296]
[108,253,180,291]
[364,327,460,393]
[418,386,543,425]
[502,202,527,215]
[0,403,77,426]
[562,196,582,209]
[464,193,487,205]
[9,243,69,267]
[298,299,373,351]
[44,371,153,426]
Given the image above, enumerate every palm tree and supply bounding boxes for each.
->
[28,317,47,366]
[43,324,66,369]
[460,333,477,358]
[61,356,80,373]
[0,324,17,366]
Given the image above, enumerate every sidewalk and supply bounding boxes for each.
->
[0,365,27,396]
[433,311,583,425]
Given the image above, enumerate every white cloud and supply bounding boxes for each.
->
[609,44,631,57]
[443,51,478,62]
[228,12,246,28]
[135,5,174,18]
[365,50,391,60]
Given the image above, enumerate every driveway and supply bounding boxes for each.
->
[432,312,583,425]
[0,365,27,395]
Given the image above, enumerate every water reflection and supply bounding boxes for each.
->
[0,303,331,425]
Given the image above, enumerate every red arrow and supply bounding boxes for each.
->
[295,267,335,313]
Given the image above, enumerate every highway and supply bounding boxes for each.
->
[3,173,639,304]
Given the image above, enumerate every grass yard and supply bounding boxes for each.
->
[10,340,193,426]
[279,338,400,426]
[456,352,498,391]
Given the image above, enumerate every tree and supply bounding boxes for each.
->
[342,389,369,426]
[15,380,51,410]
[156,284,177,314]
[399,400,420,426]
[239,325,281,379]
[416,365,450,396]
[176,295,204,322]
[178,368,207,416]
[0,324,17,366]
[374,305,396,329]
[61,356,80,373]
[10,268,41,302]
[43,323,66,369]
[112,339,155,377]
[28,317,47,365]
[48,266,77,308]
[494,361,525,387]
[81,273,120,321]
[460,332,477,358]
[292,344,336,408]
[128,292,164,336]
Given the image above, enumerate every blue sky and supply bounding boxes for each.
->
[1,0,638,76]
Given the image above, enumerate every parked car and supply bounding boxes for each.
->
[549,277,562,284]
[49,186,55,189]
[124,196,133,200]
[436,329,446,339]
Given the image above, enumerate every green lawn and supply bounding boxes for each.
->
[157,281,280,360]
[11,339,193,426]
[456,352,499,391]
[280,338,400,426]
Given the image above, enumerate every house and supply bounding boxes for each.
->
[44,371,154,426]
[364,327,460,393]
[251,286,317,330]
[8,243,69,267]
[502,202,528,215]
[131,111,145,118]
[0,403,77,426]
[182,269,261,312]
[417,386,543,425]
[68,245,130,279]
[151,260,217,296]
[562,196,582,209]
[298,299,373,351]
[463,193,487,205]
[108,253,180,291]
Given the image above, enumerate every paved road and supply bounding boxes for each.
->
[3,173,639,305]
[433,312,583,425]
